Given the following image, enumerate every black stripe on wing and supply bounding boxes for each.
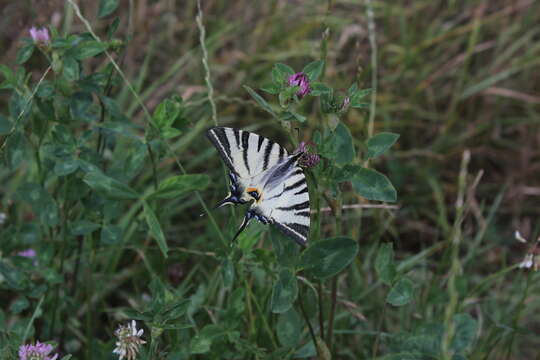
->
[273,221,308,246]
[263,140,275,171]
[276,200,310,211]
[241,131,251,175]
[206,127,237,174]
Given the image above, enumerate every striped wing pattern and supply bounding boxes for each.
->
[260,166,310,245]
[206,127,288,178]
[207,126,310,245]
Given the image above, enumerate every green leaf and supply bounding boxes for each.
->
[149,174,210,199]
[151,97,182,131]
[386,277,414,306]
[0,114,12,135]
[350,88,372,107]
[351,167,397,202]
[221,258,235,289]
[6,131,28,169]
[243,85,275,116]
[334,122,355,165]
[375,243,396,285]
[70,91,95,122]
[98,0,119,17]
[143,200,168,257]
[74,41,108,60]
[451,313,477,353]
[101,224,122,245]
[17,183,58,226]
[62,56,79,81]
[271,63,295,84]
[277,308,302,348]
[261,83,281,95]
[271,269,298,313]
[54,158,79,176]
[302,60,324,81]
[310,82,332,96]
[366,132,400,159]
[300,237,358,279]
[190,324,224,354]
[83,170,139,200]
[10,297,29,314]
[270,227,299,268]
[294,340,317,358]
[70,220,100,236]
[16,43,35,65]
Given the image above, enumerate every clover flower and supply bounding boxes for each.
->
[18,341,58,360]
[288,72,311,98]
[18,248,37,258]
[29,27,50,46]
[296,141,320,168]
[515,230,539,271]
[113,320,146,360]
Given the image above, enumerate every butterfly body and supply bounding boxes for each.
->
[207,127,310,245]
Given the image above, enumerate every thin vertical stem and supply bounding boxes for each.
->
[196,0,218,127]
[365,0,377,139]
[326,192,342,350]
[299,284,320,359]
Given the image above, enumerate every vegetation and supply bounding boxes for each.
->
[0,0,539,359]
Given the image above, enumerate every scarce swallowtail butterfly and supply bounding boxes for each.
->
[207,127,310,246]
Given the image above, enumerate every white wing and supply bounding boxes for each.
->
[256,155,310,245]
[206,127,288,178]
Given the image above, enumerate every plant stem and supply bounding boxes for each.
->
[146,143,159,190]
[299,284,320,359]
[326,192,342,350]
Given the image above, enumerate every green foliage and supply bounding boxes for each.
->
[300,237,359,279]
[367,132,400,159]
[2,2,533,359]
[375,242,397,285]
[271,269,298,313]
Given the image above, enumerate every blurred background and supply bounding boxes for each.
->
[1,0,539,358]
[3,0,538,262]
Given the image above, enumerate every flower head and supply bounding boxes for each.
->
[296,141,320,168]
[18,249,37,258]
[287,72,311,98]
[29,27,50,46]
[515,230,540,271]
[0,212,6,225]
[18,341,58,360]
[113,320,146,360]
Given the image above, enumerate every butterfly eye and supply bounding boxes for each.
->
[248,190,260,200]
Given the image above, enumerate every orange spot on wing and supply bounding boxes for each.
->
[246,187,258,193]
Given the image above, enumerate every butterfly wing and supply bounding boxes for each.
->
[206,127,288,178]
[256,155,310,246]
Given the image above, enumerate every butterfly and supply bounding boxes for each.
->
[206,127,310,246]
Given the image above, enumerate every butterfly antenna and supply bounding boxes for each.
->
[199,195,235,217]
[231,211,253,244]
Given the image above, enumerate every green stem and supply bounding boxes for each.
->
[298,284,320,358]
[146,142,159,190]
[326,192,342,350]
[245,279,278,349]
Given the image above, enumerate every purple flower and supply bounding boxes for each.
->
[287,72,311,98]
[29,27,50,46]
[18,341,58,360]
[296,141,320,168]
[18,249,37,258]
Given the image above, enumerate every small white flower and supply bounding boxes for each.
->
[514,229,539,271]
[112,320,146,360]
[518,254,534,269]
[0,212,6,225]
[515,230,527,243]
